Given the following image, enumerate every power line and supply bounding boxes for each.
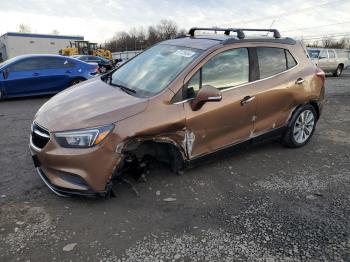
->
[302,34,350,41]
[227,0,343,25]
[282,21,350,33]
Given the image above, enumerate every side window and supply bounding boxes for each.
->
[8,58,42,72]
[257,47,287,78]
[42,57,65,69]
[328,50,335,59]
[319,50,328,59]
[184,48,249,99]
[186,70,200,99]
[286,50,297,69]
[63,59,75,68]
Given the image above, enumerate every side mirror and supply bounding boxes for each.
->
[191,85,222,111]
[2,69,9,79]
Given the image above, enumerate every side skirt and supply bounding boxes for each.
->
[185,126,287,168]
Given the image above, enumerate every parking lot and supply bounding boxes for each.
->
[0,71,349,261]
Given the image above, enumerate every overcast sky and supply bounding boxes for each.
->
[0,0,349,42]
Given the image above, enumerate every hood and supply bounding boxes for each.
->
[34,77,148,131]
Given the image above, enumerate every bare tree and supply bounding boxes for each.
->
[156,19,178,40]
[105,19,184,52]
[18,24,31,33]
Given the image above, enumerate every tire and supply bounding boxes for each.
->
[0,90,4,101]
[99,66,107,73]
[333,65,343,77]
[69,78,84,87]
[281,105,317,148]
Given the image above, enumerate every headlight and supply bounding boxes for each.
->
[54,124,114,148]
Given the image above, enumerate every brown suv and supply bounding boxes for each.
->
[29,28,325,197]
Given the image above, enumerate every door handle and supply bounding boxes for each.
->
[65,70,71,74]
[295,78,305,85]
[33,73,39,76]
[240,95,255,106]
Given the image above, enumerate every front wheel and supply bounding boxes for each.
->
[333,65,343,77]
[281,105,317,148]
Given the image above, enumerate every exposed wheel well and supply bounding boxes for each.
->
[69,77,86,87]
[122,140,185,172]
[338,63,344,69]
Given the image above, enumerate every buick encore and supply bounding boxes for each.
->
[29,28,325,197]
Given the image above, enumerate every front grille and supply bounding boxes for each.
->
[32,123,50,149]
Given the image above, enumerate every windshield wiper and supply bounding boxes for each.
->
[109,80,137,94]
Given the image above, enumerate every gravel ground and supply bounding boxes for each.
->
[0,70,349,261]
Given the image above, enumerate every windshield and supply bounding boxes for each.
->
[0,56,20,68]
[110,44,202,97]
[308,50,320,59]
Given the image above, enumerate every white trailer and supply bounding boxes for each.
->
[112,50,142,62]
[0,32,84,61]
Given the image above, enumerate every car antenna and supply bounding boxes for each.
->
[266,19,276,37]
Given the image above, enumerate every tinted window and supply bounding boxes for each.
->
[257,48,287,78]
[286,50,297,69]
[42,57,75,69]
[328,50,335,59]
[308,50,320,59]
[185,48,249,99]
[8,58,43,72]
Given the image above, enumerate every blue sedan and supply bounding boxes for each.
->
[0,54,99,100]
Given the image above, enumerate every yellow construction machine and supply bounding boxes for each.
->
[59,41,112,60]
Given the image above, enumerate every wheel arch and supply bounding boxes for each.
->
[118,137,187,172]
[287,101,320,128]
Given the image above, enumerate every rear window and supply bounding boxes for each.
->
[286,50,297,69]
[257,47,297,79]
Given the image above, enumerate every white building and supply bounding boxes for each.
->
[0,32,84,61]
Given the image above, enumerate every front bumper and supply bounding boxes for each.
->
[29,127,121,197]
[34,166,112,197]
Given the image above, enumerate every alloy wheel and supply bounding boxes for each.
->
[293,110,315,144]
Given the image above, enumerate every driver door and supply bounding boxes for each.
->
[182,48,257,159]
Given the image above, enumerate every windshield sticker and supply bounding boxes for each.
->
[174,50,196,58]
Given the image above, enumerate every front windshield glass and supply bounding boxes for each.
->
[110,44,203,97]
[308,50,320,59]
[0,56,20,68]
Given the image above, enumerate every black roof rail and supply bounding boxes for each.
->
[188,27,281,39]
[238,28,281,39]
[188,27,245,39]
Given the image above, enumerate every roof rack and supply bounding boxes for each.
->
[188,27,281,39]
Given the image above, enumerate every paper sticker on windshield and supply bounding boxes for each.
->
[174,50,195,57]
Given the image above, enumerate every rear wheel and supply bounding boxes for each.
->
[69,78,84,87]
[0,90,4,101]
[333,65,343,77]
[281,105,317,148]
[99,66,107,73]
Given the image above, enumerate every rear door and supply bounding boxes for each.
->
[2,58,45,96]
[182,48,257,158]
[317,49,330,71]
[253,47,300,134]
[40,57,73,92]
[328,49,337,70]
